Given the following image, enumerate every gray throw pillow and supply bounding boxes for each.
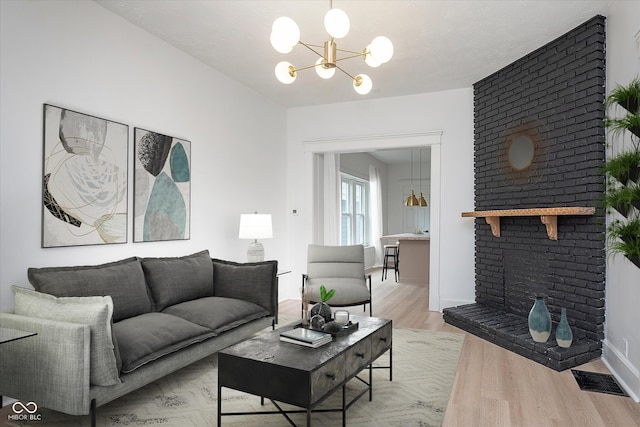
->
[141,250,214,311]
[211,259,277,315]
[27,257,152,322]
[12,286,121,386]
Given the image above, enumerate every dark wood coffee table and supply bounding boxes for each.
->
[217,315,392,426]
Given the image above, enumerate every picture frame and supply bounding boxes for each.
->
[133,128,191,242]
[42,104,129,248]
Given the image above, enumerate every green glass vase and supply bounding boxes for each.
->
[555,307,573,348]
[528,296,551,343]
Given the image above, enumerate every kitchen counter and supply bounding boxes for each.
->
[382,233,430,241]
[381,234,430,285]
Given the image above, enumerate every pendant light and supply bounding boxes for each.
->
[271,0,393,95]
[418,149,428,207]
[405,150,419,206]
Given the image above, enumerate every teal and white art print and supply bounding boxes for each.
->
[42,104,129,248]
[134,128,191,242]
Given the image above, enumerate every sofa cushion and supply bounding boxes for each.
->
[162,296,269,334]
[141,250,214,311]
[112,312,215,373]
[27,257,152,322]
[12,286,120,386]
[211,259,277,315]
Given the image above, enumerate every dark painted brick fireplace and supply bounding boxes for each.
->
[443,16,606,371]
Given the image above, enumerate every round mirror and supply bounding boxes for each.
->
[508,135,535,171]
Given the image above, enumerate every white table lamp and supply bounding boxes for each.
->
[239,213,273,262]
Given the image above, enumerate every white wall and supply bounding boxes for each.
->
[602,1,640,402]
[285,89,476,309]
[0,0,290,311]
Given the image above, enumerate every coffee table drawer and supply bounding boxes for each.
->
[371,322,392,357]
[346,337,371,375]
[311,354,346,403]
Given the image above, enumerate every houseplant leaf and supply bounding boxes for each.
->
[605,76,640,114]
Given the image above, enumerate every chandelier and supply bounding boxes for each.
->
[270,0,394,95]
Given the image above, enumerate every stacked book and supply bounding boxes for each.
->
[279,328,332,348]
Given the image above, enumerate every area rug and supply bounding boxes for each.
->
[5,325,464,427]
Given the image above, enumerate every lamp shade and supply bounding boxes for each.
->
[239,214,273,239]
[271,17,300,51]
[405,190,419,206]
[418,192,428,207]
[369,36,394,64]
[353,74,372,95]
[324,8,350,39]
[315,58,336,79]
[364,45,382,68]
[275,61,297,84]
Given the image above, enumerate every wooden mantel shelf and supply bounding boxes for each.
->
[461,207,596,240]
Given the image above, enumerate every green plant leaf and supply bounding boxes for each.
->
[319,284,335,302]
[324,289,335,302]
[607,217,640,260]
[605,76,640,114]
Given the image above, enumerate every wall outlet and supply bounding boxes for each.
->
[623,338,629,358]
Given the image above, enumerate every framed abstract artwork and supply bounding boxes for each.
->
[42,104,129,248]
[134,128,191,242]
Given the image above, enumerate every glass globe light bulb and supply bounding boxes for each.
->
[315,58,336,79]
[369,36,394,64]
[275,61,296,84]
[270,31,294,54]
[324,8,350,39]
[364,45,381,68]
[353,74,372,95]
[271,17,300,50]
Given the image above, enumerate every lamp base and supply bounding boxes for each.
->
[247,241,265,262]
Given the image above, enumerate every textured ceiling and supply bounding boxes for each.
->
[95,0,614,108]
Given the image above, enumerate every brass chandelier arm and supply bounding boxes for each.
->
[299,40,365,63]
[291,62,323,73]
[334,63,356,81]
[335,47,366,55]
[299,41,325,57]
[334,52,366,62]
[295,40,362,80]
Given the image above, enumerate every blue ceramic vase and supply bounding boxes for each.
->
[528,296,552,343]
[555,307,573,348]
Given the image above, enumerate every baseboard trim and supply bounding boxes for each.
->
[602,339,640,402]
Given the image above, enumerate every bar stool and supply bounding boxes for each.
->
[382,243,399,282]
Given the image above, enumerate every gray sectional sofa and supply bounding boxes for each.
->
[0,250,278,425]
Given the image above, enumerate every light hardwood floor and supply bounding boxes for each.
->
[279,268,640,426]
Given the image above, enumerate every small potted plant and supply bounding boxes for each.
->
[310,285,335,324]
[607,218,640,268]
[605,183,640,217]
[604,77,640,270]
[606,113,640,139]
[602,148,640,185]
[605,76,640,114]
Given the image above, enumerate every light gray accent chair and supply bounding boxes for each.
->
[302,244,372,316]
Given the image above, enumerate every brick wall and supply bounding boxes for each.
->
[444,16,606,370]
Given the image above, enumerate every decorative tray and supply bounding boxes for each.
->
[293,320,359,336]
[329,321,359,336]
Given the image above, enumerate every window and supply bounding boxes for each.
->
[341,173,369,246]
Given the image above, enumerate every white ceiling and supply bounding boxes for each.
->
[95,0,615,108]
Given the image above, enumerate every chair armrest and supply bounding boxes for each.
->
[0,312,91,416]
